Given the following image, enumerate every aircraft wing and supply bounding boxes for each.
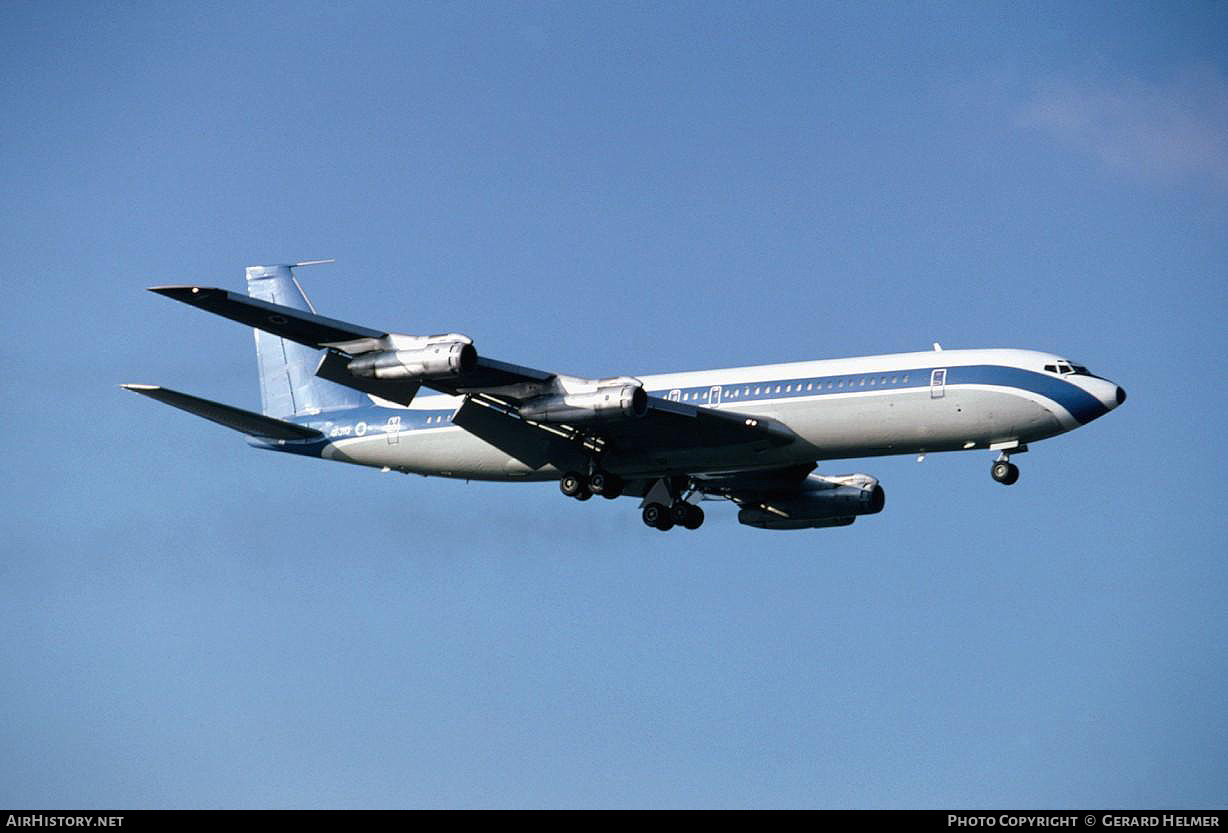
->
[598,395,798,452]
[453,394,799,470]
[150,285,385,347]
[149,285,554,401]
[690,462,817,497]
[152,284,800,459]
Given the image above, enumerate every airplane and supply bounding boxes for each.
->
[123,262,1127,531]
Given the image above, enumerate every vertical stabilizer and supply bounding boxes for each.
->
[245,264,367,418]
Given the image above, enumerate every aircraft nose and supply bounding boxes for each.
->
[1080,377,1125,414]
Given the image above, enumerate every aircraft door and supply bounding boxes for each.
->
[709,386,722,406]
[930,369,947,399]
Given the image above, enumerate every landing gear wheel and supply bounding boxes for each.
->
[991,461,1020,485]
[560,471,586,498]
[575,488,592,501]
[683,504,705,530]
[589,471,624,499]
[642,502,673,530]
[669,501,693,527]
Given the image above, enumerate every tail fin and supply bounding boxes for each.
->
[245,263,367,418]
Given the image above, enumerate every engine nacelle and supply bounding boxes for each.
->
[347,339,477,380]
[518,382,648,423]
[737,473,885,530]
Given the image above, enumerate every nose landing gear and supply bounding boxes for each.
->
[991,453,1020,485]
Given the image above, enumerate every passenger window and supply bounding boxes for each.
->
[902,374,909,383]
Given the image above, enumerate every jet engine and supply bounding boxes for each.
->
[737,473,885,530]
[517,379,648,424]
[346,335,477,380]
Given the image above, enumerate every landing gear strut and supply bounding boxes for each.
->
[991,454,1020,485]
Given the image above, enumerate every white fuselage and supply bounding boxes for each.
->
[290,348,1124,481]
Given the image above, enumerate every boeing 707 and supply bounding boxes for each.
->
[124,262,1127,531]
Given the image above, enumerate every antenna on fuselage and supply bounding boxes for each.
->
[932,342,943,351]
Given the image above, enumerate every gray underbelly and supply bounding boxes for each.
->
[742,389,1064,457]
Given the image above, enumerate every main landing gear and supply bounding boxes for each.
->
[991,452,1020,485]
[642,501,704,532]
[560,469,704,531]
[560,469,624,501]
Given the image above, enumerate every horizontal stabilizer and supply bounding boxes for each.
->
[149,285,384,350]
[120,384,323,440]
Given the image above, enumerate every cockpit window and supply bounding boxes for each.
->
[1045,361,1095,376]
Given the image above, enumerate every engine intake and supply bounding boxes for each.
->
[737,473,885,530]
[518,382,648,424]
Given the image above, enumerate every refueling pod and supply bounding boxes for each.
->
[737,473,885,530]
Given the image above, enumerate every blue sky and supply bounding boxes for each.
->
[1,1,1225,808]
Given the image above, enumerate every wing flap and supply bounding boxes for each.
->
[449,392,800,475]
[451,399,579,469]
[314,350,421,406]
[600,396,800,452]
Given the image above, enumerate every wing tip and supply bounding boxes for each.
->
[148,285,209,295]
[120,385,163,398]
